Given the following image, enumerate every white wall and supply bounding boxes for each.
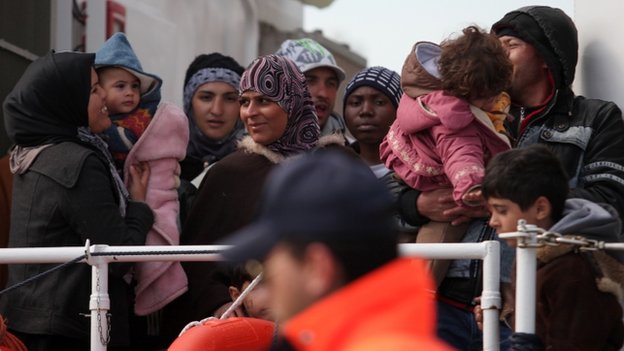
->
[574,0,624,109]
[108,0,303,108]
[113,0,261,107]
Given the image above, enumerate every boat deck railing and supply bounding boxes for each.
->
[0,220,620,351]
[0,240,503,351]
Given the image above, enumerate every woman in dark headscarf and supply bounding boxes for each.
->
[162,55,346,343]
[177,54,247,224]
[1,51,153,350]
[180,53,246,182]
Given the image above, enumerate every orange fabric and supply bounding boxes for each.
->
[114,108,152,141]
[486,92,511,134]
[282,258,454,351]
[0,317,27,351]
[0,155,12,290]
[168,317,274,351]
[111,108,152,162]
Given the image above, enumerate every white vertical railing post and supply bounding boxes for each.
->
[399,241,501,351]
[481,240,501,351]
[88,245,110,351]
[514,221,538,334]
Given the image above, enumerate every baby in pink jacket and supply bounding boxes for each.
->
[380,26,512,286]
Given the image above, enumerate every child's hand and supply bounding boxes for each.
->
[213,301,244,319]
[473,296,484,331]
[128,162,150,202]
[473,283,515,332]
[462,188,484,207]
[500,282,515,327]
[417,188,457,222]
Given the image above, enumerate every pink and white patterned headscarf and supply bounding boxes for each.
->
[240,54,320,156]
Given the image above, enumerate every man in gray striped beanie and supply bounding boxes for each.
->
[342,66,402,171]
[342,66,417,246]
[343,66,402,109]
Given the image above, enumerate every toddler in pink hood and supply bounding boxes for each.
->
[380,26,512,286]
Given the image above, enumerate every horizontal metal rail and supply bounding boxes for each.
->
[498,221,624,338]
[0,241,502,351]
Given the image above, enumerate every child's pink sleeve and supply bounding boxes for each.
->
[395,94,425,133]
[433,123,486,206]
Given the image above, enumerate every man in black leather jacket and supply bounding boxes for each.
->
[400,6,624,351]
[492,6,624,222]
[406,5,624,228]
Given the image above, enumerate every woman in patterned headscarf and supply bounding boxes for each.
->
[162,55,346,343]
[237,54,320,157]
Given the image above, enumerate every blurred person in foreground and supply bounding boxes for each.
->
[222,149,454,351]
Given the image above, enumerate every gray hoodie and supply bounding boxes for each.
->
[550,198,624,262]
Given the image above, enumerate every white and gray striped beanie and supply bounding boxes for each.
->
[343,66,402,108]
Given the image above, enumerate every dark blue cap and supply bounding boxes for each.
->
[221,149,396,262]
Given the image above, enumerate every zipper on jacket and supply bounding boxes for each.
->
[518,89,560,140]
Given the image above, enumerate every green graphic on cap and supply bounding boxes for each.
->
[294,38,330,57]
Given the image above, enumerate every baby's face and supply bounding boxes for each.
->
[99,68,140,115]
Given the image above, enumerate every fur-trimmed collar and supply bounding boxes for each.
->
[537,235,624,302]
[238,136,285,164]
[237,134,347,164]
[317,133,347,148]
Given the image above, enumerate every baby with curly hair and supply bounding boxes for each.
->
[380,26,513,285]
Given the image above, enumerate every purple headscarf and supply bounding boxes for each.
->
[240,54,320,156]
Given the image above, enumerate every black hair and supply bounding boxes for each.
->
[212,263,253,290]
[183,53,245,88]
[283,232,398,284]
[230,264,254,290]
[482,144,568,221]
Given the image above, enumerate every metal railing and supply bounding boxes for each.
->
[499,220,624,336]
[401,241,502,350]
[0,241,502,351]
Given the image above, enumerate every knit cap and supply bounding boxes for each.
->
[343,66,403,109]
[275,38,346,82]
